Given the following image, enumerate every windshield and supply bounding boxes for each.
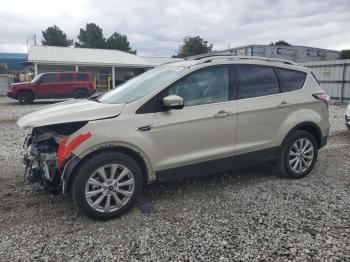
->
[98,66,185,104]
[31,73,43,83]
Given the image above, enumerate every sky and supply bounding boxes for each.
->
[0,0,349,56]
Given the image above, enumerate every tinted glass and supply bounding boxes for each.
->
[77,73,88,81]
[166,66,229,107]
[238,66,279,99]
[60,73,74,82]
[278,68,306,92]
[41,74,57,83]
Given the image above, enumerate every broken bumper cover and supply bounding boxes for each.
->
[22,133,62,193]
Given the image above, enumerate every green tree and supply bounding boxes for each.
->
[340,49,350,59]
[174,36,213,58]
[105,32,136,54]
[75,23,106,48]
[269,40,291,46]
[41,25,73,47]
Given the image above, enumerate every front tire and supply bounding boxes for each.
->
[17,91,34,104]
[278,130,318,178]
[72,151,143,220]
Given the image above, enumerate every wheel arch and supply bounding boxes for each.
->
[63,145,153,195]
[282,121,323,149]
[75,88,89,93]
[16,89,35,99]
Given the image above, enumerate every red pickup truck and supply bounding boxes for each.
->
[7,71,96,103]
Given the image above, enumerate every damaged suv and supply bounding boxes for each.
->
[18,56,330,220]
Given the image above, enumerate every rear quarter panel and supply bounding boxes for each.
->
[292,74,330,137]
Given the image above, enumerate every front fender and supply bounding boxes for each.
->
[61,142,155,195]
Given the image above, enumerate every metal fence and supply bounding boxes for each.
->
[0,74,13,95]
[302,59,350,102]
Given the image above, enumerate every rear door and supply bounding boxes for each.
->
[236,65,299,159]
[58,73,75,97]
[76,73,90,93]
[147,65,238,178]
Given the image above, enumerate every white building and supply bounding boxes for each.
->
[26,45,181,89]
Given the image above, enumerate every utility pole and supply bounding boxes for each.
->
[33,34,37,45]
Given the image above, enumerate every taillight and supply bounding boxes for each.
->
[313,93,330,106]
[57,132,92,168]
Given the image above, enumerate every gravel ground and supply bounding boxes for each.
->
[0,97,349,261]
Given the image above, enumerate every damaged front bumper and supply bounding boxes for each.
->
[22,121,89,194]
[22,133,62,193]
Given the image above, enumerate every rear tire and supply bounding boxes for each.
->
[72,151,143,220]
[74,89,88,99]
[17,91,34,104]
[278,130,318,179]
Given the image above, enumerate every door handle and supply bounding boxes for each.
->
[136,125,152,132]
[214,110,231,118]
[278,101,291,108]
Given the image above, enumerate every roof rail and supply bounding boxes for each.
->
[191,55,297,66]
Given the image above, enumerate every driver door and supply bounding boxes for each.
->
[147,66,238,180]
[35,73,60,98]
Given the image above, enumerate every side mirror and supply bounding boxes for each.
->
[163,95,184,110]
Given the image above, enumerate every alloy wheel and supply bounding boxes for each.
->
[84,164,135,213]
[288,138,314,174]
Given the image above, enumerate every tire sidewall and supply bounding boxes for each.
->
[280,130,318,178]
[72,152,143,220]
[17,91,33,104]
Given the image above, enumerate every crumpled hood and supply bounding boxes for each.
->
[17,99,125,129]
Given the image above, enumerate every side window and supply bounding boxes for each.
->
[238,66,279,99]
[41,74,57,83]
[166,67,230,107]
[77,73,88,81]
[277,68,306,92]
[60,73,74,82]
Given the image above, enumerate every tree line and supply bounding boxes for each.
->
[41,24,350,59]
[41,23,213,57]
[42,24,136,54]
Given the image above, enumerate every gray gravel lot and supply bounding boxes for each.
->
[0,96,349,261]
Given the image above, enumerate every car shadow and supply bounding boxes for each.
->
[141,163,283,207]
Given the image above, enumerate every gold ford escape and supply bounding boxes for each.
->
[18,56,330,220]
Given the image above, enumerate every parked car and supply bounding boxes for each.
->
[346,103,350,130]
[7,71,95,103]
[18,56,330,220]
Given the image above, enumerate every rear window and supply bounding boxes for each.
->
[277,68,306,92]
[41,74,57,83]
[60,73,74,82]
[238,66,279,99]
[77,73,88,81]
